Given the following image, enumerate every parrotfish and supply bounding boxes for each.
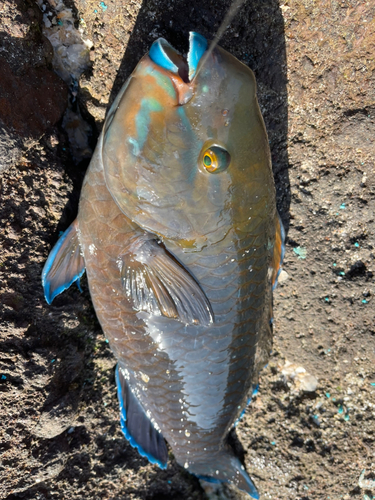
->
[42,32,285,498]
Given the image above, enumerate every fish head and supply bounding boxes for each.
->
[103,33,274,251]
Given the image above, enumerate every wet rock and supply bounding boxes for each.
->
[39,0,94,161]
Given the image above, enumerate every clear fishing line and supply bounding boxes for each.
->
[194,0,246,79]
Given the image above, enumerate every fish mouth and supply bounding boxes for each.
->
[148,33,209,105]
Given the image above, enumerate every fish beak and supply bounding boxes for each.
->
[149,32,208,83]
[149,38,189,82]
[187,32,208,81]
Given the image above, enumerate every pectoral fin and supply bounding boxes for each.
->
[116,364,168,468]
[42,219,85,304]
[121,239,213,326]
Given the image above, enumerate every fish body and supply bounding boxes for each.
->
[42,33,284,498]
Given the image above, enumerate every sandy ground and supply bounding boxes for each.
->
[0,0,374,499]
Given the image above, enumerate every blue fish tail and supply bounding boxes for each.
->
[193,449,259,499]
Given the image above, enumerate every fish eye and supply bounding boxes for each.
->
[201,146,231,173]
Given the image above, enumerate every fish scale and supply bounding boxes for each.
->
[42,33,285,498]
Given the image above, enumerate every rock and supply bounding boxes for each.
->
[277,269,289,283]
[0,56,67,139]
[199,479,250,500]
[280,360,319,393]
[0,0,68,172]
[1,0,374,499]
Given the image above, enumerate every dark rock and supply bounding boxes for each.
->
[0,1,68,172]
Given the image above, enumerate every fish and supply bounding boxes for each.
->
[42,32,285,499]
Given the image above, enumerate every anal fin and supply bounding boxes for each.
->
[42,219,85,304]
[115,364,168,468]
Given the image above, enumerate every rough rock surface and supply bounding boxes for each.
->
[0,0,68,172]
[0,1,374,499]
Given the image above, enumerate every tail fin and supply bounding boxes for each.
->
[189,449,259,499]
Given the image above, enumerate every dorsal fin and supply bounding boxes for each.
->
[42,219,85,304]
[271,213,286,290]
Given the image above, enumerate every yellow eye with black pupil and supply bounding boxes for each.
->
[201,146,230,173]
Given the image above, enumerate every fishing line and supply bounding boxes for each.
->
[193,0,247,79]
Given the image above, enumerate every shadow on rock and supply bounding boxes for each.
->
[0,17,68,172]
